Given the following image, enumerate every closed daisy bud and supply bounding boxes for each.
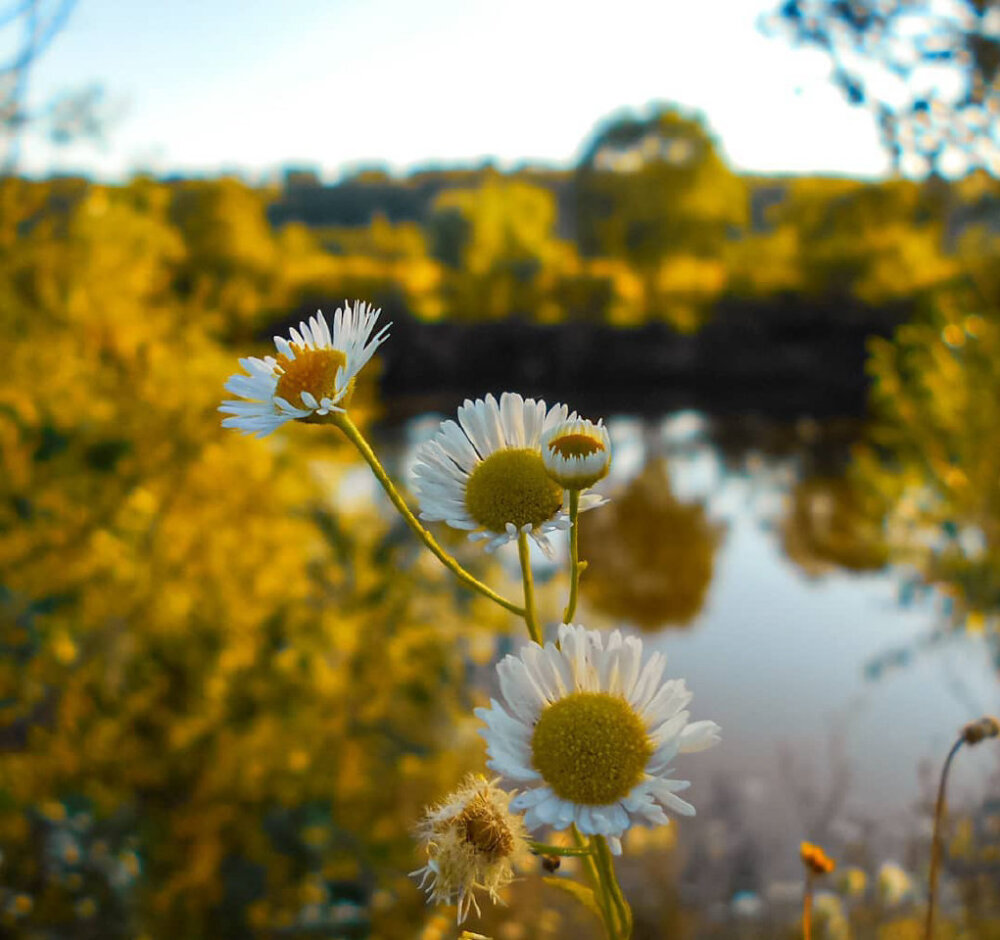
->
[541,418,611,490]
[219,300,389,437]
[800,841,836,875]
[412,776,531,924]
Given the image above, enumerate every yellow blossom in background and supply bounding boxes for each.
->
[812,891,849,940]
[835,865,867,899]
[800,841,836,875]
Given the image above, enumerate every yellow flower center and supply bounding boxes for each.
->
[531,692,653,805]
[456,792,515,861]
[465,449,564,533]
[274,347,348,416]
[548,433,605,459]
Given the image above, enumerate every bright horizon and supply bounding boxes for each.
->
[15,0,896,182]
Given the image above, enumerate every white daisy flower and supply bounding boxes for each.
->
[412,775,531,924]
[219,299,389,437]
[541,417,611,490]
[411,392,606,557]
[476,623,720,852]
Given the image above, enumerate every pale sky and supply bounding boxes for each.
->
[16,0,894,180]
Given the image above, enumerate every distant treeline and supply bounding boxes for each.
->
[264,110,1000,345]
[18,106,1000,410]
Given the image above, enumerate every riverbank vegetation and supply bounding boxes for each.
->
[1,105,998,936]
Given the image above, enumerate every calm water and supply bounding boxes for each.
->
[369,408,998,914]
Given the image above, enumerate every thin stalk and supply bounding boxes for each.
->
[594,835,632,939]
[335,414,524,616]
[562,488,582,623]
[573,826,615,940]
[802,871,814,940]
[924,736,964,940]
[528,841,594,857]
[517,531,543,644]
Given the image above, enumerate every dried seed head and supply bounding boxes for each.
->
[961,715,1000,746]
[412,777,530,924]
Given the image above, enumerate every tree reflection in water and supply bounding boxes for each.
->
[780,476,889,578]
[579,459,725,630]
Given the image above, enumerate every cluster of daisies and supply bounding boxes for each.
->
[220,302,721,925]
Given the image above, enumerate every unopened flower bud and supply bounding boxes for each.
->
[800,841,836,875]
[541,418,611,490]
[961,715,1000,746]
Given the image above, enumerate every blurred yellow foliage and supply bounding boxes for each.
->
[0,177,506,937]
[851,226,1000,633]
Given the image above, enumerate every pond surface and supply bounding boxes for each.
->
[370,407,999,918]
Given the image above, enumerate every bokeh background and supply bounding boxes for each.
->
[1,1,999,937]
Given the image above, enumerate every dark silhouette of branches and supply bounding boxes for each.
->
[765,0,1000,175]
[0,0,110,173]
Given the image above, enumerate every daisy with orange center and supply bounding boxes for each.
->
[219,300,389,437]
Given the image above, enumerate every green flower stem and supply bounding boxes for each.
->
[562,488,582,623]
[594,835,633,938]
[573,826,615,939]
[335,414,525,617]
[528,841,594,857]
[517,530,543,644]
